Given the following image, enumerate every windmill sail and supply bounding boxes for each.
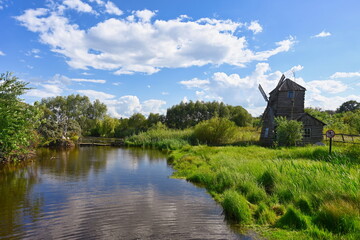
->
[258,84,269,102]
[276,74,286,88]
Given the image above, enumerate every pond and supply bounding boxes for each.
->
[0,147,250,239]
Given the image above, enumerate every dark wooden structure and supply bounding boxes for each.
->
[259,75,325,145]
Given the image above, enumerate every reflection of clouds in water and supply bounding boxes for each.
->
[5,148,242,239]
[23,181,240,239]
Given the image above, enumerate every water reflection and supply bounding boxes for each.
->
[0,147,245,239]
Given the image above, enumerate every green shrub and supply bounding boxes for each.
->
[193,117,237,145]
[276,206,310,230]
[275,116,303,146]
[221,190,251,224]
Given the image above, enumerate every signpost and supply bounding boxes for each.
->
[326,130,335,154]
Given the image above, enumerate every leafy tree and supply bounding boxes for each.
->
[336,100,360,113]
[147,113,165,128]
[99,115,119,137]
[166,100,252,129]
[37,94,107,144]
[193,117,237,145]
[0,73,41,160]
[275,117,303,146]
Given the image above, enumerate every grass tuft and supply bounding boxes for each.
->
[221,190,252,224]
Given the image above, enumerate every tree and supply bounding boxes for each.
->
[165,101,253,129]
[37,94,107,144]
[336,100,360,113]
[275,117,303,146]
[0,73,40,160]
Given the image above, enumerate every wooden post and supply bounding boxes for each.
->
[329,137,332,155]
[326,130,335,155]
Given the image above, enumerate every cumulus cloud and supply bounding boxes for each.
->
[63,0,93,13]
[306,80,348,94]
[312,31,331,38]
[75,91,166,118]
[104,1,122,15]
[16,7,295,75]
[77,89,115,99]
[330,71,360,79]
[134,9,156,22]
[26,84,63,98]
[179,78,210,89]
[306,94,360,111]
[248,20,262,34]
[0,50,5,56]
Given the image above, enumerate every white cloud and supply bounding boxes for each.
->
[179,78,210,89]
[305,80,348,94]
[77,89,115,100]
[26,48,41,58]
[104,1,122,15]
[306,94,360,111]
[330,71,360,79]
[134,9,156,22]
[63,0,93,13]
[248,20,262,34]
[71,78,106,83]
[0,50,5,56]
[26,84,63,98]
[142,99,166,115]
[75,91,166,118]
[312,31,331,38]
[16,8,295,75]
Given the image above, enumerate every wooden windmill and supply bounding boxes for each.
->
[259,75,325,146]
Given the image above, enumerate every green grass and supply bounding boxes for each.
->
[169,145,360,239]
[125,128,193,150]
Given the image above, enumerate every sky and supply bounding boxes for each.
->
[1,0,360,117]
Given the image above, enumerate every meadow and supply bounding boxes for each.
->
[126,127,360,239]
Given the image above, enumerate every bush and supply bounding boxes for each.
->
[193,117,237,145]
[275,116,303,146]
[221,190,251,224]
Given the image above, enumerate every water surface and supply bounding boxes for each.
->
[0,147,247,239]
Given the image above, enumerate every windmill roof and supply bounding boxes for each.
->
[270,78,306,95]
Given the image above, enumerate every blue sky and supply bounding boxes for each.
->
[1,0,360,117]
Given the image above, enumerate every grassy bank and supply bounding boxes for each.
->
[125,126,260,150]
[125,127,194,150]
[169,145,360,239]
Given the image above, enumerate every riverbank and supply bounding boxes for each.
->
[167,145,360,239]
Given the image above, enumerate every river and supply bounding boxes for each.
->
[0,147,250,239]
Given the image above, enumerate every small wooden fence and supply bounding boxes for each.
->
[323,133,360,145]
[78,137,124,146]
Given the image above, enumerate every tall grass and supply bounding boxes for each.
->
[170,145,360,239]
[125,127,193,150]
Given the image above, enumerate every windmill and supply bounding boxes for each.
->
[258,84,268,102]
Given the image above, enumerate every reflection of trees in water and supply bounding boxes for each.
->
[36,147,108,179]
[126,147,167,163]
[0,164,43,238]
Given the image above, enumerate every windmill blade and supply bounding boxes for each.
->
[276,74,286,88]
[258,84,269,102]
